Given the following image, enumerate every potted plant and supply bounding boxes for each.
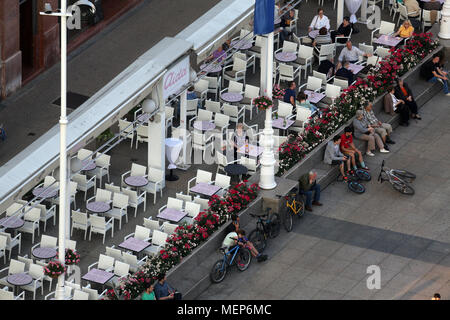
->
[44,260,66,279]
[96,128,114,148]
[253,96,273,111]
[65,249,80,265]
[272,84,285,100]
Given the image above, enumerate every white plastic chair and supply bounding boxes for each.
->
[192,131,215,162]
[175,192,193,203]
[0,231,21,260]
[189,109,213,130]
[72,173,96,201]
[222,58,247,86]
[105,246,123,262]
[193,197,209,211]
[371,21,395,45]
[187,169,213,194]
[214,173,231,192]
[374,46,390,59]
[333,77,349,89]
[320,83,341,106]
[158,197,183,215]
[121,188,146,217]
[107,261,130,288]
[92,153,111,187]
[88,254,114,273]
[17,208,40,243]
[122,252,148,273]
[180,202,201,225]
[205,100,222,114]
[143,230,168,257]
[142,167,164,204]
[293,45,315,80]
[4,203,23,217]
[239,156,260,175]
[20,264,44,300]
[397,3,418,26]
[299,76,323,93]
[125,225,151,242]
[0,235,7,264]
[143,217,161,236]
[104,193,129,230]
[186,98,199,118]
[161,222,178,235]
[204,76,221,101]
[105,183,121,194]
[289,107,313,134]
[71,210,90,240]
[0,286,25,300]
[121,163,147,189]
[82,285,107,300]
[277,63,301,85]
[194,79,209,105]
[273,101,294,120]
[88,215,114,244]
[313,43,335,64]
[241,84,260,121]
[73,289,89,300]
[77,148,93,161]
[222,104,245,125]
[275,40,298,54]
[118,119,134,148]
[135,125,149,150]
[0,259,25,290]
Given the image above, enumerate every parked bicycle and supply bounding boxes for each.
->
[378,160,416,195]
[210,241,252,283]
[248,208,281,253]
[279,188,305,232]
[336,169,368,194]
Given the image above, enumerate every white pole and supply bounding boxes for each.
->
[337,0,344,28]
[259,32,277,190]
[56,0,67,300]
[439,0,450,39]
[360,0,368,24]
[180,90,187,165]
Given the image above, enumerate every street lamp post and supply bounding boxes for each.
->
[439,0,450,39]
[40,0,95,300]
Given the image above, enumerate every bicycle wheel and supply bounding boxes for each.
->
[392,181,415,195]
[392,170,416,182]
[347,181,365,194]
[356,169,371,181]
[268,213,281,238]
[248,229,266,253]
[210,259,227,283]
[283,207,294,232]
[297,200,305,218]
[235,248,252,271]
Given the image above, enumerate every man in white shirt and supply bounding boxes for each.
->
[308,8,330,32]
[337,41,371,69]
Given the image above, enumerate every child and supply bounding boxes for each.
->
[236,229,267,262]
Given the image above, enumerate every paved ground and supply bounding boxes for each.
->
[1,0,446,299]
[197,92,450,300]
[0,0,221,166]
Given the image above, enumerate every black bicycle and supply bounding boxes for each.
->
[336,170,367,194]
[248,208,281,253]
[210,241,252,283]
[378,160,416,195]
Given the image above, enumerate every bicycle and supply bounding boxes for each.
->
[210,241,252,283]
[248,208,281,253]
[378,160,416,195]
[279,188,305,232]
[336,171,366,194]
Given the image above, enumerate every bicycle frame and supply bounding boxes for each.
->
[220,245,241,271]
[286,195,302,215]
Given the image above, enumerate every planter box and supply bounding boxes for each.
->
[281,45,444,188]
[166,197,263,300]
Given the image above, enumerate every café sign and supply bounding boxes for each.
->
[162,56,190,100]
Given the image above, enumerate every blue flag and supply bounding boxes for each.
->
[254,0,275,35]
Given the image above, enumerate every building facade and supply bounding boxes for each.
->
[0,0,141,99]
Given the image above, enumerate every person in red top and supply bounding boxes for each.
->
[340,126,368,171]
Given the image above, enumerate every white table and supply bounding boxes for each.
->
[165,138,183,181]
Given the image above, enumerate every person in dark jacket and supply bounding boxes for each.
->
[395,78,421,120]
[384,86,410,126]
[331,16,352,43]
[298,171,322,212]
[335,61,354,86]
[318,55,335,79]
